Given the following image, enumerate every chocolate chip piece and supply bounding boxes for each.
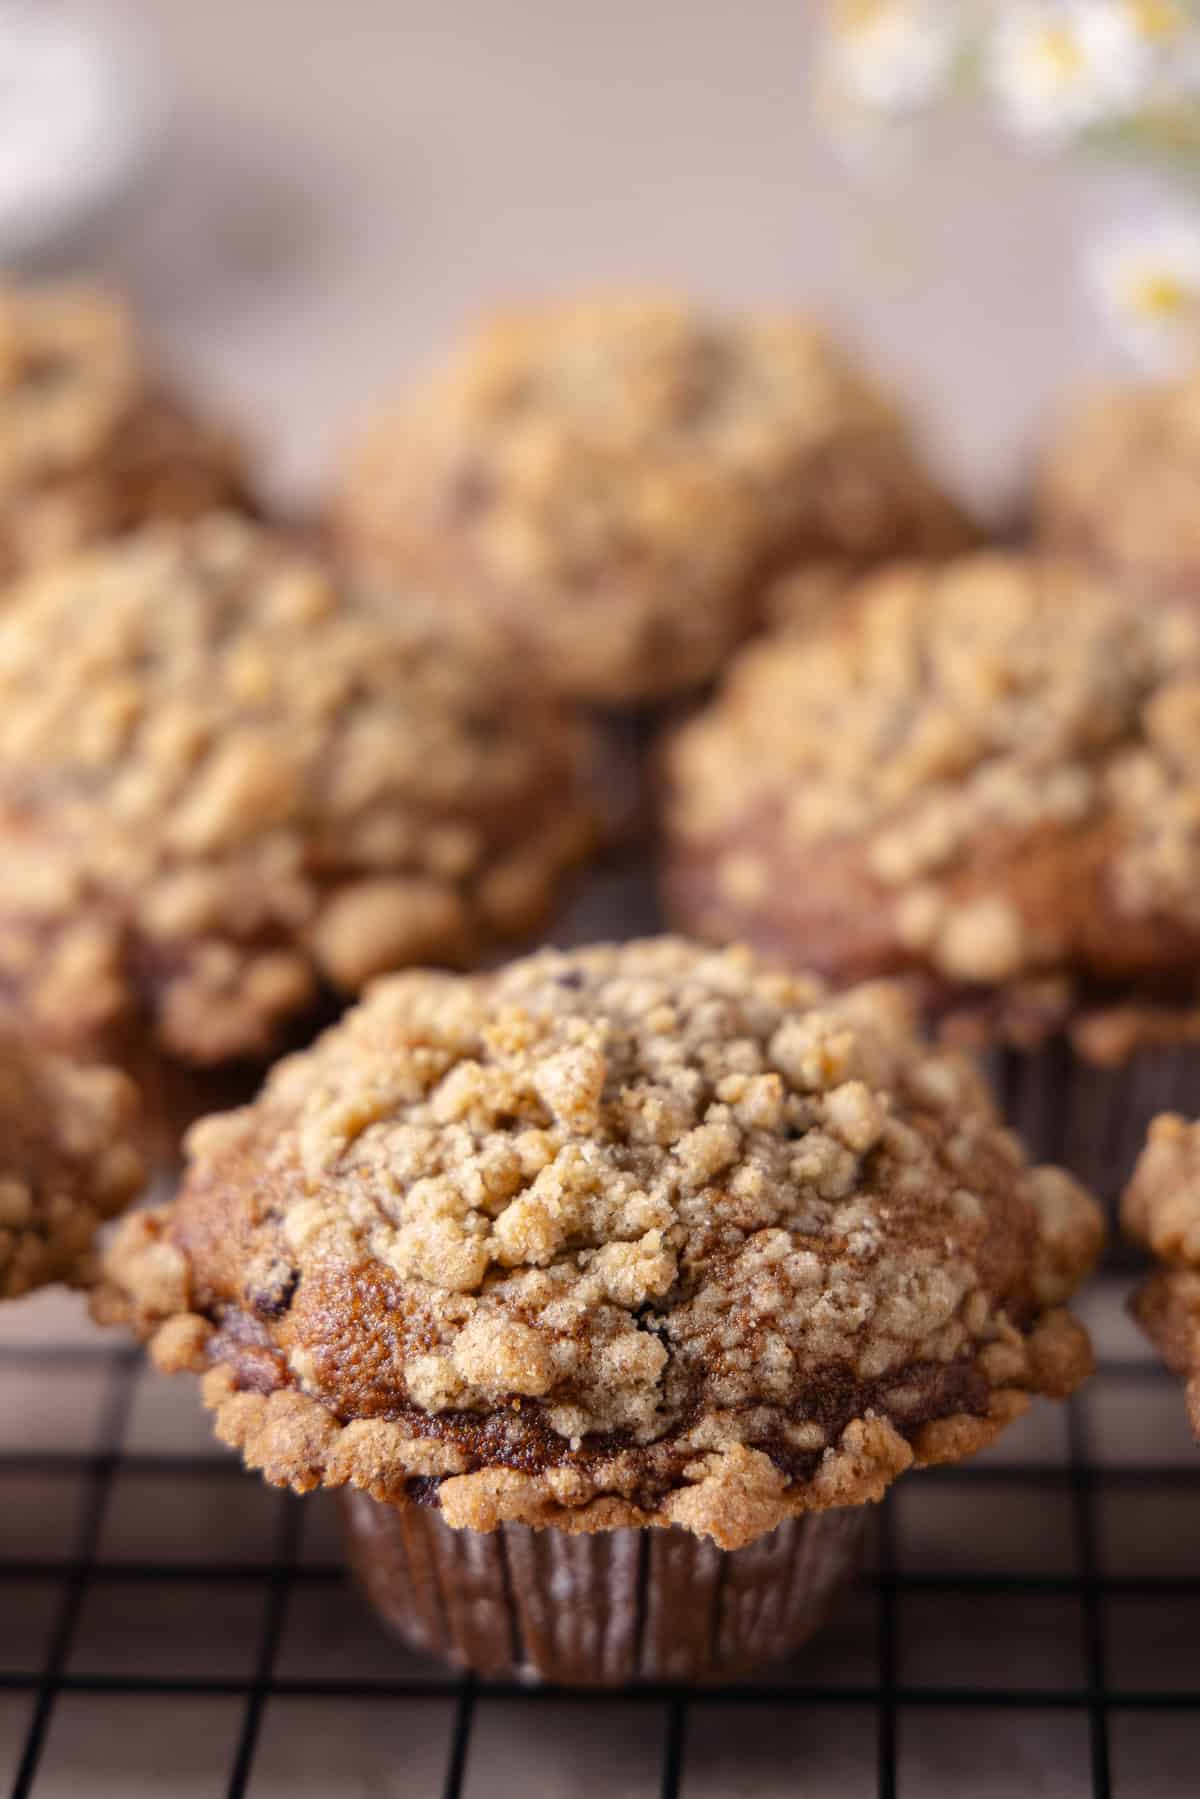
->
[246,1260,299,1320]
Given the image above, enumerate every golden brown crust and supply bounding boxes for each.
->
[0,1028,142,1298]
[0,283,247,579]
[333,291,971,705]
[94,939,1100,1547]
[0,514,598,1073]
[661,553,1200,1056]
[1038,374,1200,600]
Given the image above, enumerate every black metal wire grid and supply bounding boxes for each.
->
[0,1273,1197,1799]
[0,842,1195,1796]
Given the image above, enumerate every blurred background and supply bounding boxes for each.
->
[6,0,1172,517]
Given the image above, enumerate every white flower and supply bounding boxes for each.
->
[823,1,962,114]
[1131,1,1200,102]
[812,69,911,171]
[1112,1,1192,49]
[988,3,1156,138]
[1090,217,1200,370]
[1108,2,1200,104]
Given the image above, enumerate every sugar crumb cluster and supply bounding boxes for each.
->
[665,552,1200,1022]
[0,1030,142,1298]
[0,512,595,1069]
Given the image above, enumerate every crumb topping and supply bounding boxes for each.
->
[1039,373,1200,594]
[1130,1267,1200,1442]
[94,939,1100,1546]
[663,553,1200,1031]
[0,514,596,1067]
[0,1028,142,1298]
[335,291,969,703]
[1124,1115,1200,1442]
[0,283,245,578]
[1123,1114,1200,1268]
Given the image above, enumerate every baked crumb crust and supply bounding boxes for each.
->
[1124,1113,1200,1438]
[0,282,246,579]
[0,1029,142,1298]
[94,939,1101,1548]
[1039,373,1200,598]
[0,514,598,1071]
[334,291,971,705]
[662,552,1200,1058]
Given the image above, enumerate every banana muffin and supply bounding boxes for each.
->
[661,552,1200,1205]
[1124,1114,1200,1436]
[1038,372,1200,603]
[0,513,597,1151]
[0,281,247,581]
[93,938,1101,1682]
[333,291,971,707]
[0,1029,142,1300]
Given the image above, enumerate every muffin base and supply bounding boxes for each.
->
[986,1038,1200,1218]
[340,1492,868,1686]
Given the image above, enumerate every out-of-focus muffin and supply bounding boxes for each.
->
[0,1029,142,1300]
[0,282,248,581]
[661,551,1200,1204]
[333,291,972,707]
[94,938,1100,1682]
[0,512,599,1152]
[1038,372,1200,604]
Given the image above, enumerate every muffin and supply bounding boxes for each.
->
[0,513,597,1152]
[333,291,971,710]
[1123,1115,1200,1435]
[0,282,247,581]
[0,1029,142,1300]
[93,938,1101,1683]
[1038,372,1200,602]
[661,552,1200,1207]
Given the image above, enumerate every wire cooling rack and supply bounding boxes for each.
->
[2,862,1199,1797]
[2,1274,1196,1798]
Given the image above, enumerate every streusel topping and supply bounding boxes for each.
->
[94,939,1100,1547]
[335,291,969,702]
[0,514,596,1067]
[1124,1114,1200,1267]
[0,282,245,578]
[663,554,1200,1037]
[0,1029,142,1299]
[1123,1115,1200,1440]
[1039,373,1200,593]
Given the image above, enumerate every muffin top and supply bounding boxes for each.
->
[334,291,969,705]
[94,938,1100,1549]
[1039,374,1200,596]
[0,282,245,578]
[0,514,596,1069]
[662,553,1200,1059]
[0,284,142,485]
[0,1030,142,1299]
[1123,1114,1200,1438]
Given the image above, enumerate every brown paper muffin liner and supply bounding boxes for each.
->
[986,1039,1200,1220]
[340,1491,868,1686]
